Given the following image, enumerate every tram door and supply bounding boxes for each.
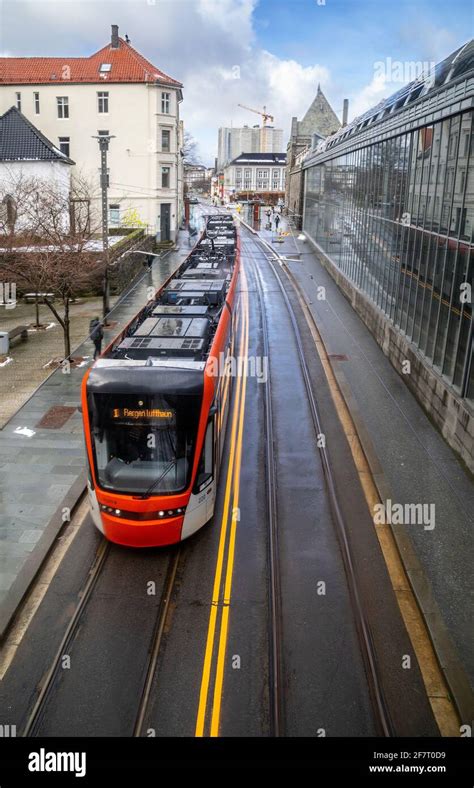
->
[203,416,216,520]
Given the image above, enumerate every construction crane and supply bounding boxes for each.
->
[237,103,275,126]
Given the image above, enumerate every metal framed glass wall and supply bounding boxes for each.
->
[303,110,473,404]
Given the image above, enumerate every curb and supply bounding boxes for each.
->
[0,471,87,639]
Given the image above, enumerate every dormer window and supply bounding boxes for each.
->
[100,63,112,72]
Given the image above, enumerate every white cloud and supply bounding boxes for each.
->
[348,71,389,121]
[196,0,256,44]
[1,0,335,163]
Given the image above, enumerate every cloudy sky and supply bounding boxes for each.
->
[1,0,472,163]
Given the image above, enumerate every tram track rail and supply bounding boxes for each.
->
[21,537,181,737]
[22,537,111,737]
[133,548,181,737]
[243,232,395,738]
[251,258,285,738]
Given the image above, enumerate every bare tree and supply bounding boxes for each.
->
[183,131,201,165]
[0,172,102,358]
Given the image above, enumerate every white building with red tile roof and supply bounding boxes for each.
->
[0,25,184,240]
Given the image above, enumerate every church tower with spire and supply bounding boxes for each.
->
[285,85,341,227]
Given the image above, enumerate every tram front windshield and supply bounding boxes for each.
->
[89,393,201,495]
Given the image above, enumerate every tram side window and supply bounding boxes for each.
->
[196,418,214,489]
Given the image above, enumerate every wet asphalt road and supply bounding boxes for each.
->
[0,227,439,738]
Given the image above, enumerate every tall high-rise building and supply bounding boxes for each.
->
[217,125,283,170]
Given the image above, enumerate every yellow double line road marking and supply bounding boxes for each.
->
[195,265,250,738]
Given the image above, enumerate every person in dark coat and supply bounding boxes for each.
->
[274,213,280,231]
[90,317,104,360]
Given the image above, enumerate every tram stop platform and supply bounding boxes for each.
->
[0,233,191,637]
[247,213,474,720]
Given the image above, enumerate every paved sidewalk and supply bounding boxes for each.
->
[251,214,474,697]
[0,234,190,632]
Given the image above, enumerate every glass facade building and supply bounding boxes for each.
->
[303,42,473,404]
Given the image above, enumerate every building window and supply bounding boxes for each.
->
[162,166,170,188]
[109,204,120,225]
[15,92,21,111]
[58,137,70,157]
[236,168,242,177]
[161,129,170,152]
[57,96,69,118]
[34,92,40,114]
[98,129,109,136]
[257,170,263,178]
[97,92,109,113]
[161,92,170,114]
[100,63,112,73]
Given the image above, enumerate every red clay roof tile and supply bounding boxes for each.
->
[0,38,182,87]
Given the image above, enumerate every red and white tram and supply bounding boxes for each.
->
[81,215,240,546]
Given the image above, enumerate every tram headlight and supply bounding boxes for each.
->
[100,504,186,520]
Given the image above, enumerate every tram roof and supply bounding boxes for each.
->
[87,365,205,396]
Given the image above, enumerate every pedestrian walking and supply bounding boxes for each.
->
[90,317,104,360]
[188,225,198,247]
[274,213,280,231]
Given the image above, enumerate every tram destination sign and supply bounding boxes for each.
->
[111,407,175,423]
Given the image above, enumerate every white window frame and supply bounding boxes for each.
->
[109,204,120,225]
[161,166,171,188]
[58,136,70,157]
[97,91,109,114]
[161,128,171,152]
[34,92,40,114]
[161,92,171,114]
[57,96,69,119]
[15,92,21,111]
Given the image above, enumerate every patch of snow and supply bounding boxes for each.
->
[14,426,36,437]
[0,356,13,367]
[27,322,56,333]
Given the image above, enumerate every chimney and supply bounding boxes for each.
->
[342,99,349,127]
[111,24,119,49]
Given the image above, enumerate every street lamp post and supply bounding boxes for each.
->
[93,134,115,321]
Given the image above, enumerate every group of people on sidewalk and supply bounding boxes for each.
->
[265,206,281,232]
